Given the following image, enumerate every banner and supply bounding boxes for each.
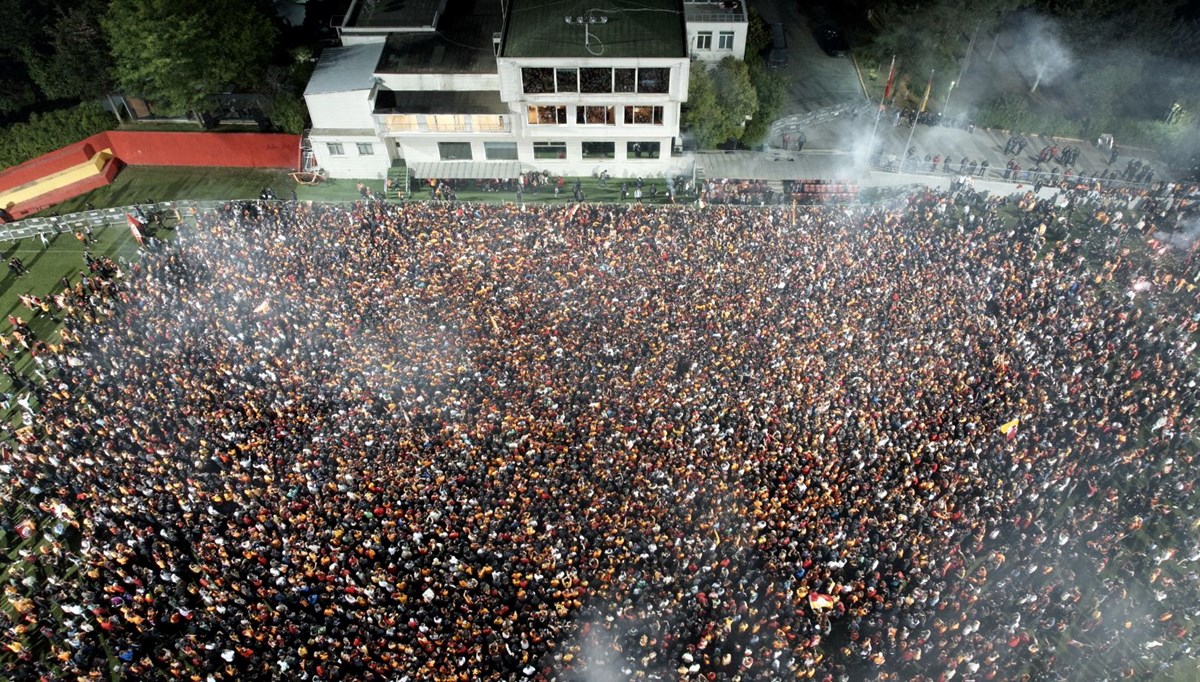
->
[918,71,934,113]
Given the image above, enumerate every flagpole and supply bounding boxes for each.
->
[898,69,933,174]
[867,55,895,170]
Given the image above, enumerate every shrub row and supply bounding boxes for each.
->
[0,102,116,171]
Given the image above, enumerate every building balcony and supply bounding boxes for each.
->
[376,113,512,135]
[684,0,746,23]
[373,89,511,135]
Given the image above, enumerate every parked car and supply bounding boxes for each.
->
[767,22,788,69]
[814,25,848,57]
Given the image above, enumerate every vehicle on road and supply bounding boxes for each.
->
[768,22,788,69]
[814,25,848,57]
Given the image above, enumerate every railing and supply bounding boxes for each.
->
[769,99,873,139]
[868,155,1167,193]
[376,114,511,135]
[0,203,184,245]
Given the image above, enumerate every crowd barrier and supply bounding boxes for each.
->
[0,187,1033,246]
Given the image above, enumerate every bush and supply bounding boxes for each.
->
[0,101,116,170]
[976,92,1029,131]
[269,91,309,135]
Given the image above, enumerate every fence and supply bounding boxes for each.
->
[868,154,1166,194]
[768,99,873,140]
[0,200,225,245]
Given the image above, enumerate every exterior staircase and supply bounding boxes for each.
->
[387,160,408,201]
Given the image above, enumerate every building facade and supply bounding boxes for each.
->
[304,0,746,181]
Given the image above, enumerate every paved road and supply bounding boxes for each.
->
[790,112,1169,184]
[755,0,863,114]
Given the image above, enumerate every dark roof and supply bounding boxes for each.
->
[376,0,502,73]
[344,0,444,29]
[502,0,687,59]
[374,89,507,114]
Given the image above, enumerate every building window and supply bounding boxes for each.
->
[522,67,555,93]
[719,32,735,50]
[326,142,344,156]
[485,142,518,160]
[556,68,578,93]
[582,141,615,159]
[627,141,661,159]
[614,68,636,93]
[580,68,612,94]
[356,143,374,155]
[637,68,669,93]
[438,142,473,160]
[533,141,567,159]
[472,115,507,133]
[625,105,664,125]
[696,32,712,50]
[576,106,616,125]
[381,115,419,132]
[427,115,469,132]
[528,105,568,125]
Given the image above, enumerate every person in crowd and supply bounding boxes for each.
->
[0,184,1197,682]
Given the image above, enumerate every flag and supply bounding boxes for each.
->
[126,213,145,245]
[999,418,1020,439]
[808,592,837,611]
[918,72,933,113]
[882,56,897,101]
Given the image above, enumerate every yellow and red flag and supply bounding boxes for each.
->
[918,71,934,113]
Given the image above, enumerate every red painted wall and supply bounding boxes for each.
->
[0,138,100,193]
[10,159,122,217]
[0,131,302,196]
[103,131,301,169]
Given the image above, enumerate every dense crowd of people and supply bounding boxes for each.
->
[0,188,1198,682]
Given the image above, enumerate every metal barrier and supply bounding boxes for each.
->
[868,155,1165,193]
[768,99,873,139]
[0,202,187,245]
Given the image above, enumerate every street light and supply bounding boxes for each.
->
[565,14,607,47]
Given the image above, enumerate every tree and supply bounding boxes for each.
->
[0,0,39,116]
[745,7,772,59]
[743,60,785,146]
[26,0,114,101]
[105,0,279,116]
[867,0,1031,99]
[684,57,758,148]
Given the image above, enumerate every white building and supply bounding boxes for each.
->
[684,0,748,64]
[304,0,747,182]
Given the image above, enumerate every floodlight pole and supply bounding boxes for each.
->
[565,15,607,47]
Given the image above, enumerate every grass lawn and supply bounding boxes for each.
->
[0,225,145,398]
[33,166,386,217]
[32,167,692,219]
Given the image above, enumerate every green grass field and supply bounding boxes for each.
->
[0,224,143,398]
[33,166,384,216]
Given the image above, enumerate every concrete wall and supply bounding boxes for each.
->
[306,90,378,131]
[309,133,391,179]
[685,22,747,63]
[0,131,302,216]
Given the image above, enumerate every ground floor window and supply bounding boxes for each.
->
[582,141,615,159]
[485,142,518,160]
[627,141,661,159]
[356,143,374,155]
[326,142,344,156]
[533,141,567,159]
[438,142,472,160]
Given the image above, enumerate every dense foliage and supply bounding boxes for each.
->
[0,102,115,170]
